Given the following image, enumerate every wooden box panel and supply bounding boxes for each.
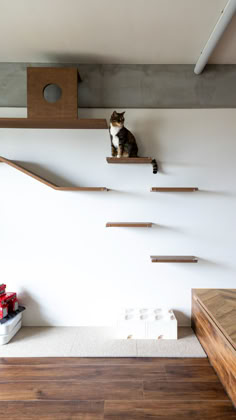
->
[27,67,78,119]
[192,289,236,348]
[192,293,236,407]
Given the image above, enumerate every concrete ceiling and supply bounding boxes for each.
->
[0,0,235,64]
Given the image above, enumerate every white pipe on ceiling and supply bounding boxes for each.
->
[194,0,236,75]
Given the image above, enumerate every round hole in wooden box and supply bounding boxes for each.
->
[43,84,62,103]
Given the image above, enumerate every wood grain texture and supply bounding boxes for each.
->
[0,357,210,365]
[193,289,236,348]
[0,363,165,381]
[58,187,108,191]
[192,290,236,407]
[151,187,198,192]
[143,380,229,400]
[0,156,108,191]
[0,401,104,420]
[0,380,143,401]
[104,400,236,420]
[106,157,152,164]
[27,67,78,120]
[106,222,152,228]
[0,357,235,419]
[165,365,220,382]
[151,255,198,263]
[0,118,108,129]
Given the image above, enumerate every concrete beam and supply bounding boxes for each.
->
[0,63,236,108]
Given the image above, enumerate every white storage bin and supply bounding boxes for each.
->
[0,320,22,345]
[0,312,22,335]
[117,308,178,339]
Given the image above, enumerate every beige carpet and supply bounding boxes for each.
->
[0,327,206,357]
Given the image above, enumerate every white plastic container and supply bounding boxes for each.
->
[0,319,22,345]
[0,312,22,335]
[117,308,178,339]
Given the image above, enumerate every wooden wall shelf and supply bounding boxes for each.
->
[150,256,198,263]
[0,118,108,129]
[106,157,152,164]
[0,157,108,191]
[106,222,152,228]
[151,187,198,192]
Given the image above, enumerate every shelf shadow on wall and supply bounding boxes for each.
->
[195,189,235,198]
[133,117,163,174]
[197,257,230,270]
[158,161,204,176]
[18,161,81,188]
[107,189,147,198]
[152,223,185,235]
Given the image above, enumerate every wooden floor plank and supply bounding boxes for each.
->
[165,365,219,382]
[0,357,235,419]
[143,380,229,400]
[0,380,143,401]
[0,357,210,366]
[0,401,104,420]
[0,364,165,381]
[104,400,236,420]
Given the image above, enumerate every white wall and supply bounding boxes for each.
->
[1,108,235,326]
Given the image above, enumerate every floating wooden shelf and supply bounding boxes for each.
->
[150,256,198,263]
[106,157,153,164]
[106,222,152,228]
[151,187,198,192]
[0,156,108,191]
[0,118,108,129]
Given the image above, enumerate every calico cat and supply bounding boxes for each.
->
[109,111,158,174]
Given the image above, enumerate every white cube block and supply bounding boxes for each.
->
[146,309,178,339]
[117,308,178,340]
[116,308,146,339]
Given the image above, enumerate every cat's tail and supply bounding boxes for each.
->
[152,159,158,174]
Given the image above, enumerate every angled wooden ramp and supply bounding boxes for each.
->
[0,156,108,191]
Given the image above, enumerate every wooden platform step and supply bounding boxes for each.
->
[106,222,152,228]
[106,157,152,164]
[0,118,108,129]
[151,187,198,192]
[151,256,198,263]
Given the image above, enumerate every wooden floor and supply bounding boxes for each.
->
[0,357,235,419]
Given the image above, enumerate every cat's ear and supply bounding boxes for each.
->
[112,110,117,115]
[121,111,125,116]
